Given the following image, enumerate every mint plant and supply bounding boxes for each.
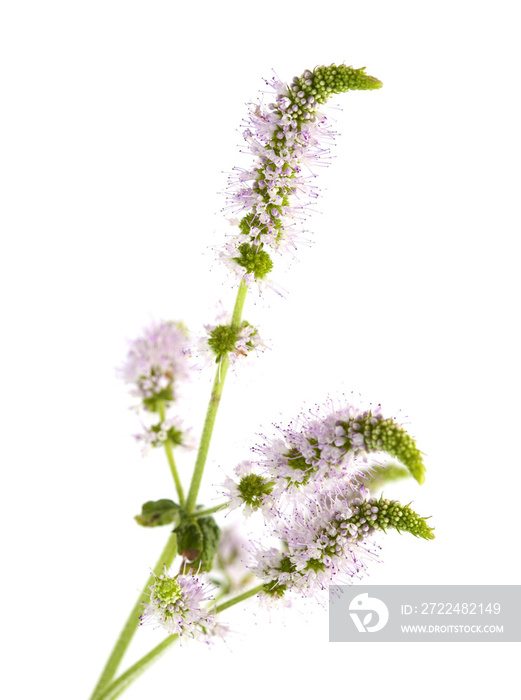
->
[89,63,433,700]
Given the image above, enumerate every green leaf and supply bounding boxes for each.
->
[175,517,203,558]
[197,517,221,572]
[362,463,412,492]
[174,515,221,572]
[134,499,181,527]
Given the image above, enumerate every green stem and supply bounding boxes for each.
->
[230,278,248,329]
[89,532,178,700]
[157,401,185,505]
[164,440,185,506]
[215,584,264,613]
[93,280,249,697]
[185,280,248,513]
[192,502,229,518]
[95,636,178,700]
[95,583,264,700]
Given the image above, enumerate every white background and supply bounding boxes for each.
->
[1,1,520,698]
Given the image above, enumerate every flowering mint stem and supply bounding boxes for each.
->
[185,280,248,513]
[95,583,264,700]
[89,531,178,700]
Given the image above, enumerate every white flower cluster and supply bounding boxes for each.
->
[250,490,380,600]
[120,320,190,450]
[213,524,256,595]
[197,303,266,368]
[133,416,192,456]
[220,74,335,285]
[219,65,382,287]
[121,321,189,401]
[140,565,217,641]
[221,399,426,600]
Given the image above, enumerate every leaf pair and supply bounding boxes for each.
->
[135,499,221,572]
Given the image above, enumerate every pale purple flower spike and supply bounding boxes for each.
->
[220,72,339,281]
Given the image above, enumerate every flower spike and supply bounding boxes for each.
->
[221,64,382,286]
[344,497,435,540]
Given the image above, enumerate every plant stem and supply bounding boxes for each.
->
[157,401,185,505]
[230,278,248,329]
[96,634,175,700]
[95,636,178,700]
[215,583,264,613]
[164,440,185,506]
[185,280,248,513]
[95,583,264,700]
[94,279,250,697]
[192,502,229,518]
[89,531,178,700]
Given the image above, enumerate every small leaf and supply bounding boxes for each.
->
[174,515,221,573]
[175,517,203,557]
[135,499,181,527]
[362,463,412,492]
[197,517,221,572]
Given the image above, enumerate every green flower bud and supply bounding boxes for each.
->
[233,242,274,279]
[152,573,183,607]
[340,414,426,484]
[207,320,262,363]
[207,324,240,361]
[238,473,275,509]
[344,497,434,540]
